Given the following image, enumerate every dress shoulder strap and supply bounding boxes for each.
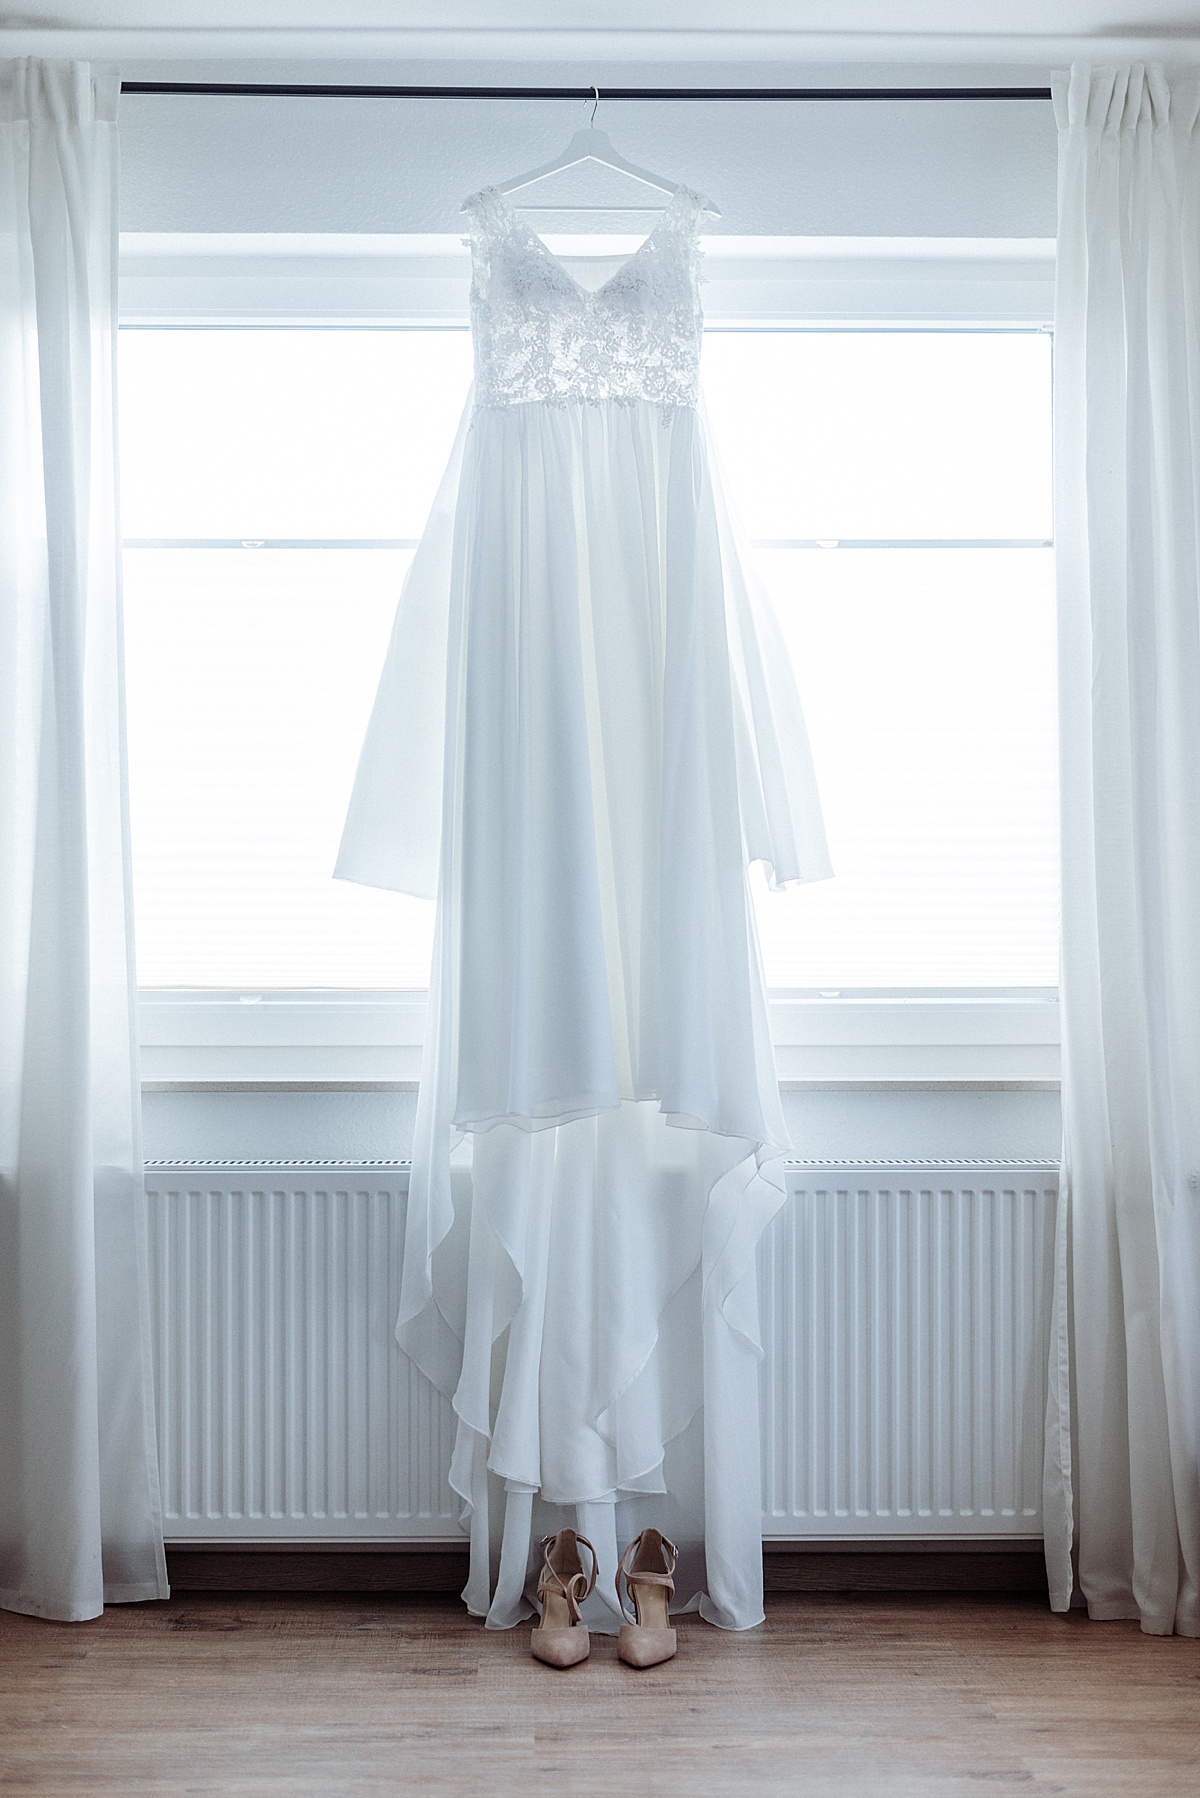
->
[460,187,513,295]
[652,186,709,292]
[460,186,512,239]
[665,185,710,235]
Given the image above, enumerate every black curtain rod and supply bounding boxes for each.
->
[120,81,1052,103]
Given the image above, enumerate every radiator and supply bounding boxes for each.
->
[144,1160,1058,1544]
[758,1165,1057,1538]
[144,1163,460,1541]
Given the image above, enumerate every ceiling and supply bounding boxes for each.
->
[2,1,1197,35]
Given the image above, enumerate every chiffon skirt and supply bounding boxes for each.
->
[337,394,830,1630]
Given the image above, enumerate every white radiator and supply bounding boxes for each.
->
[144,1160,1058,1544]
[758,1165,1057,1538]
[144,1163,460,1541]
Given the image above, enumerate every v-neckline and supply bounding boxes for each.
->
[491,184,686,300]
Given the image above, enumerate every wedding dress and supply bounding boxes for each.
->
[336,183,831,1630]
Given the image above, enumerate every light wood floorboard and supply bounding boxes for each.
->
[1,1592,1197,1795]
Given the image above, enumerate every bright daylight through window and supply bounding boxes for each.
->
[119,325,1056,993]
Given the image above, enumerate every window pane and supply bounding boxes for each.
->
[701,331,1052,542]
[120,326,1058,994]
[124,547,435,987]
[752,547,1058,987]
[120,328,472,539]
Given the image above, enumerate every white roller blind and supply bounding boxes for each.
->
[120,326,1057,992]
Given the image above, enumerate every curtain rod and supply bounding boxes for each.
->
[120,82,1052,102]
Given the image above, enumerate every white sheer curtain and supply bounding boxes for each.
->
[1046,62,1200,1637]
[0,60,167,1621]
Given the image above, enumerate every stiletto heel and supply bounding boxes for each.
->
[616,1528,678,1668]
[530,1529,597,1668]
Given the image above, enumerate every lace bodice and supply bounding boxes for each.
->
[462,184,706,411]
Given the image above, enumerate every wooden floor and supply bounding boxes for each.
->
[1,1592,1198,1796]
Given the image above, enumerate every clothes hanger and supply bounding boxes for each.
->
[479,88,721,218]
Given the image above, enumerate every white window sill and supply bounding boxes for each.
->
[138,990,1060,1091]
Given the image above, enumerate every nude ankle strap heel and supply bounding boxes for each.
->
[531,1529,597,1668]
[616,1529,678,1668]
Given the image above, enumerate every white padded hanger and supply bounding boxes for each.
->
[479,90,720,218]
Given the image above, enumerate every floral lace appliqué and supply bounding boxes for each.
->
[463,185,705,412]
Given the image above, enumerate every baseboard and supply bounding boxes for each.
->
[165,1545,471,1594]
[165,1541,1048,1598]
[763,1542,1047,1596]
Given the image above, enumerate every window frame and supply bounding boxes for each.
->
[120,230,1058,1091]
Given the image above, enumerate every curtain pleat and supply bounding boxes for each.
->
[1048,60,1200,1637]
[0,58,167,1622]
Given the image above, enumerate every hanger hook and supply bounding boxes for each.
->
[590,84,600,127]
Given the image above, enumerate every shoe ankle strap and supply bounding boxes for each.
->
[537,1531,598,1623]
[616,1531,678,1622]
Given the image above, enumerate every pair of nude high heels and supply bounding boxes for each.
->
[530,1528,678,1670]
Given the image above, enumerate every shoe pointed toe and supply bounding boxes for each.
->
[531,1627,591,1668]
[617,1624,677,1669]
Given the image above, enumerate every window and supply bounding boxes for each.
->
[702,329,1056,989]
[121,328,471,990]
[121,323,1056,1002]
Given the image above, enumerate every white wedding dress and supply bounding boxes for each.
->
[337,183,831,1630]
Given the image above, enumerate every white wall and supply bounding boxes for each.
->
[141,1087,1060,1166]
[117,74,1057,238]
